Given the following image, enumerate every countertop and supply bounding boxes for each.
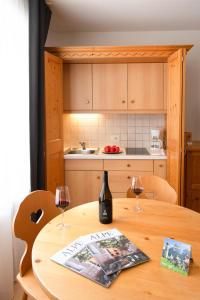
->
[64,148,167,160]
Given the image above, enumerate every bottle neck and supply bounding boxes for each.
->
[103,171,109,188]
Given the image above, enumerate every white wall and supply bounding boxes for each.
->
[46,31,200,140]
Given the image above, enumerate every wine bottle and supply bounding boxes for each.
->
[99,171,112,224]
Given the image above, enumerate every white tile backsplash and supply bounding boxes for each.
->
[63,113,166,149]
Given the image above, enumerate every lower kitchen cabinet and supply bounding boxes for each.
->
[108,171,153,193]
[65,170,102,208]
[65,159,166,207]
[154,160,166,179]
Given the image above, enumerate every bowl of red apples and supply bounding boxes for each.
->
[103,145,122,154]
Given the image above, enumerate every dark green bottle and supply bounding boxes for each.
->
[99,171,112,224]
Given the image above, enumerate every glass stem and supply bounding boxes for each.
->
[136,195,140,210]
[61,210,64,226]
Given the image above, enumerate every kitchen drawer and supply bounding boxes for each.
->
[104,160,153,171]
[154,160,166,179]
[109,171,153,192]
[65,159,103,170]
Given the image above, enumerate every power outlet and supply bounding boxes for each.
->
[110,135,120,144]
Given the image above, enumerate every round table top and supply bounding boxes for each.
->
[32,199,200,300]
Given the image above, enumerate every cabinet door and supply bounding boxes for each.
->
[128,63,164,110]
[45,52,64,193]
[109,171,153,193]
[93,64,127,110]
[65,171,102,207]
[167,49,185,205]
[185,191,200,213]
[154,160,166,179]
[64,64,92,111]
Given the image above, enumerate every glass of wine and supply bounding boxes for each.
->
[131,176,144,212]
[55,186,70,229]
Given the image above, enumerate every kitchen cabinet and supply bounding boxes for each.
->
[64,158,166,205]
[154,160,166,179]
[64,62,165,112]
[63,64,92,111]
[93,64,127,110]
[65,171,102,208]
[45,45,192,204]
[104,159,153,194]
[185,143,200,213]
[64,159,103,207]
[128,63,164,110]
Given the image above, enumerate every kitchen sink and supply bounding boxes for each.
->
[65,148,99,155]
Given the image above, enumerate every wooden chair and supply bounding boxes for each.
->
[127,175,177,204]
[13,190,60,300]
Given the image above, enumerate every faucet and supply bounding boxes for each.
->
[79,141,86,150]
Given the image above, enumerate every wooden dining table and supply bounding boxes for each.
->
[32,198,200,300]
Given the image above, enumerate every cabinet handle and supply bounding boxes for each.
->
[131,100,135,104]
[85,100,90,104]
[122,100,126,103]
[127,164,131,167]
[127,176,131,179]
[97,176,100,180]
[159,164,163,168]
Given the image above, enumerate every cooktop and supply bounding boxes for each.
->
[125,147,150,155]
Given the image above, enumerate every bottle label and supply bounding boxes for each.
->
[103,209,107,216]
[99,202,112,223]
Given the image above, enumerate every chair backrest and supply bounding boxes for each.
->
[127,175,177,204]
[13,190,60,276]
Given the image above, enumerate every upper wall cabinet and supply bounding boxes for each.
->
[128,63,164,110]
[63,62,165,112]
[63,64,92,111]
[93,64,127,110]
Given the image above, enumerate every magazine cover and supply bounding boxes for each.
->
[51,238,119,287]
[161,238,192,276]
[80,229,150,275]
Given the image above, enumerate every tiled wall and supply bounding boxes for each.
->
[63,114,166,150]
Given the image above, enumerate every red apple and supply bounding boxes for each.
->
[116,146,120,153]
[104,145,111,153]
[111,145,117,152]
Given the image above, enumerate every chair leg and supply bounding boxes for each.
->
[21,291,28,300]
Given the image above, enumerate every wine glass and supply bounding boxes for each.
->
[55,186,70,229]
[131,176,144,212]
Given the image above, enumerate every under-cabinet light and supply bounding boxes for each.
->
[70,113,100,120]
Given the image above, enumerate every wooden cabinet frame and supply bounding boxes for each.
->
[45,45,193,205]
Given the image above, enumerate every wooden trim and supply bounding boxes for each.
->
[181,49,186,206]
[167,49,183,205]
[45,45,193,63]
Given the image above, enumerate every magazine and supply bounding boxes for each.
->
[80,228,150,275]
[161,238,192,276]
[51,238,119,287]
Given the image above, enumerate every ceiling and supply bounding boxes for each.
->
[47,0,200,32]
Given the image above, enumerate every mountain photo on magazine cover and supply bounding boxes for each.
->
[81,229,150,275]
